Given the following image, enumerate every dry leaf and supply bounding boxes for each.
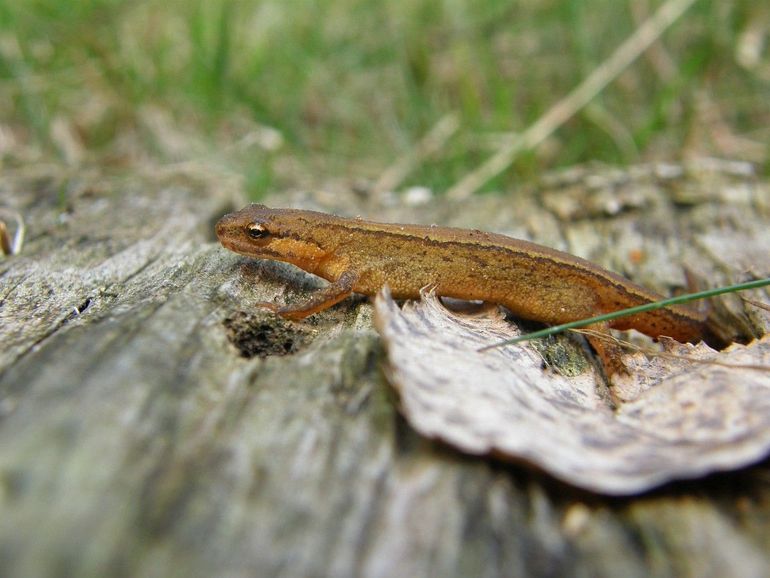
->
[373,287,770,495]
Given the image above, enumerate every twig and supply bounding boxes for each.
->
[630,0,678,81]
[743,296,770,313]
[447,0,700,200]
[0,208,26,257]
[576,327,770,372]
[373,113,459,195]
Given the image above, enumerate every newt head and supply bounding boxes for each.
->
[216,204,328,272]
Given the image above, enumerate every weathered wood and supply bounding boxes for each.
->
[1,162,769,578]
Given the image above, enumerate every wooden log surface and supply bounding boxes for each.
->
[1,162,769,578]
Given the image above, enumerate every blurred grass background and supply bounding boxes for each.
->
[0,0,768,198]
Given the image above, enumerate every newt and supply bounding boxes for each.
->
[216,204,724,375]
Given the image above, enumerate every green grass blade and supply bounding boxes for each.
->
[479,278,770,351]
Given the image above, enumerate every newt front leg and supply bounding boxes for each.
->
[257,270,359,320]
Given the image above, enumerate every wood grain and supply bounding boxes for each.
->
[1,162,769,577]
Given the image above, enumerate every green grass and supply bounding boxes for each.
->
[0,0,767,197]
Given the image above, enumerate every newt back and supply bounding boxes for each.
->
[216,204,724,357]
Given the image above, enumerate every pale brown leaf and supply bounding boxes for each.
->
[374,287,770,495]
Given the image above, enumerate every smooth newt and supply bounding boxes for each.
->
[216,204,724,375]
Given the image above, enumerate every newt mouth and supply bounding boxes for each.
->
[215,213,245,253]
[215,212,236,239]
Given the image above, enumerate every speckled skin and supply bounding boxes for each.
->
[215,204,715,344]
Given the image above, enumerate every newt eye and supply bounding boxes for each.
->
[246,222,271,240]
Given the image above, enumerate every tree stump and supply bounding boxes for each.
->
[1,162,769,578]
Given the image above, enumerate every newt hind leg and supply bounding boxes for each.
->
[582,322,629,378]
